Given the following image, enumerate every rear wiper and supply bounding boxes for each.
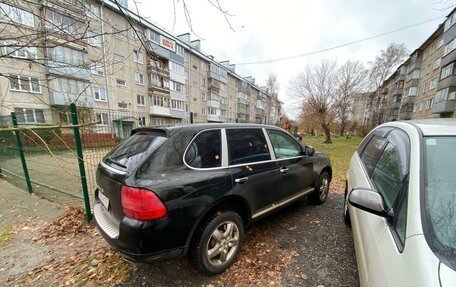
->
[105,157,127,169]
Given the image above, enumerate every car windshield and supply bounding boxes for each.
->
[103,132,167,171]
[424,136,456,269]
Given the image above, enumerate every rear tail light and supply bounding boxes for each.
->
[121,185,167,220]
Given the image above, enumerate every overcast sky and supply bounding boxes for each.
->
[133,0,451,119]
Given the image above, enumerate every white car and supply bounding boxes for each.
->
[344,119,456,287]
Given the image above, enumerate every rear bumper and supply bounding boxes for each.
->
[93,203,187,263]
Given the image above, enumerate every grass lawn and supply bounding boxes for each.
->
[303,135,363,191]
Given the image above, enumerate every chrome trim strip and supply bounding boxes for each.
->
[100,161,127,175]
[94,203,120,239]
[263,128,276,160]
[251,187,314,219]
[221,128,228,167]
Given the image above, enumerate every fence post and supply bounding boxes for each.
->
[11,112,33,193]
[70,104,93,222]
[190,112,194,124]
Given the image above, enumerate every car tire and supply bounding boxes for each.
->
[310,171,330,205]
[189,211,244,275]
[343,186,351,226]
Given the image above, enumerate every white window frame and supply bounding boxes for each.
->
[90,62,104,76]
[87,4,100,20]
[14,108,45,124]
[4,40,37,59]
[135,72,144,85]
[148,30,159,43]
[87,31,102,48]
[0,3,34,27]
[96,112,109,125]
[133,50,143,64]
[113,53,125,62]
[137,94,145,106]
[9,75,41,93]
[176,45,184,57]
[93,87,107,102]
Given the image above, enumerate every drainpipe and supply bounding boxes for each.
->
[99,0,114,137]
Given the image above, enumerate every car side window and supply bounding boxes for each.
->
[226,129,271,165]
[267,130,302,159]
[360,135,387,175]
[185,130,222,168]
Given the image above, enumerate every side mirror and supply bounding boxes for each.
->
[303,145,315,156]
[348,188,391,218]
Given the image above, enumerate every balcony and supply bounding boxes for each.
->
[256,100,266,110]
[150,105,171,116]
[209,79,220,91]
[171,109,185,118]
[432,100,456,114]
[147,60,169,77]
[437,75,456,91]
[399,111,412,120]
[238,84,250,94]
[207,114,227,122]
[402,96,416,104]
[407,62,421,73]
[42,0,85,19]
[237,92,249,104]
[49,91,93,108]
[146,41,171,59]
[170,91,186,101]
[46,61,90,80]
[207,100,220,108]
[149,82,170,94]
[238,108,248,114]
[391,87,403,96]
[405,79,419,87]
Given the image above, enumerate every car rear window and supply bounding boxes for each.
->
[103,132,167,171]
[184,129,222,168]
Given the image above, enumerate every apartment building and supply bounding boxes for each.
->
[0,0,283,137]
[361,9,456,130]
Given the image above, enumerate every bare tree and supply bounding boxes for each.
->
[266,73,279,98]
[336,60,367,136]
[290,60,338,143]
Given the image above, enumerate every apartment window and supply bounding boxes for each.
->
[132,26,141,40]
[138,116,146,126]
[193,80,198,87]
[444,13,456,32]
[9,75,41,93]
[152,95,168,107]
[113,53,125,62]
[220,69,227,79]
[14,108,45,124]
[201,61,208,71]
[87,31,102,47]
[427,99,433,109]
[430,78,437,90]
[48,46,83,65]
[176,45,184,57]
[170,80,185,93]
[116,79,127,86]
[171,100,185,110]
[408,87,418,96]
[87,4,100,20]
[221,83,227,92]
[202,92,207,101]
[90,62,104,76]
[221,97,228,104]
[444,38,456,56]
[201,77,206,87]
[137,94,145,106]
[170,61,184,74]
[441,62,454,79]
[0,3,34,27]
[135,73,144,85]
[49,77,89,96]
[4,40,37,59]
[112,27,123,38]
[202,107,207,115]
[96,112,109,125]
[185,70,189,80]
[184,51,189,62]
[434,58,441,69]
[46,10,81,34]
[435,88,456,102]
[148,30,160,43]
[438,38,444,49]
[118,102,128,108]
[419,101,424,111]
[133,50,143,64]
[93,87,107,101]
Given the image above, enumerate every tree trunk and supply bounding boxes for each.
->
[339,118,346,137]
[322,123,332,143]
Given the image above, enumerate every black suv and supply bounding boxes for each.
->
[94,124,332,274]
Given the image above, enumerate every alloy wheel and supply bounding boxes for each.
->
[206,221,240,266]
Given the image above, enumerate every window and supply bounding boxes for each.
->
[93,87,107,101]
[434,58,441,69]
[46,10,82,34]
[116,79,126,86]
[49,77,89,96]
[444,38,456,56]
[148,30,159,43]
[221,97,228,104]
[267,130,302,159]
[14,108,45,124]
[113,54,125,62]
[201,61,208,71]
[226,129,271,165]
[48,46,83,65]
[438,38,444,49]
[427,99,433,109]
[4,40,36,59]
[152,95,168,107]
[112,27,123,38]
[202,107,207,115]
[360,135,387,176]
[408,87,418,96]
[169,61,184,74]
[87,31,102,47]
[138,116,146,127]
[419,101,425,111]
[118,102,128,108]
[96,112,108,125]
[441,62,454,79]
[201,77,206,87]
[133,50,143,64]
[90,62,104,76]
[171,100,185,110]
[221,83,227,91]
[184,51,189,62]
[137,94,145,106]
[87,4,100,20]
[202,92,207,101]
[185,130,222,168]
[176,45,184,57]
[430,78,437,90]
[131,26,141,40]
[150,74,169,88]
[0,3,34,27]
[170,80,185,93]
[9,75,41,93]
[135,73,144,85]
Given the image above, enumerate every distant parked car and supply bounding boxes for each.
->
[94,123,332,274]
[344,119,456,286]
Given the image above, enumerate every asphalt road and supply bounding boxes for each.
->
[118,191,359,287]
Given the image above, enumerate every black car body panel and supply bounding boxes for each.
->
[94,123,332,263]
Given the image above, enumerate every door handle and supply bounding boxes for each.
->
[280,167,289,173]
[235,177,249,183]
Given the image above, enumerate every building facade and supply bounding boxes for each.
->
[0,0,283,138]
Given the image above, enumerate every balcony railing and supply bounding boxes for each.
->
[49,91,93,108]
[209,79,220,91]
[150,105,171,116]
